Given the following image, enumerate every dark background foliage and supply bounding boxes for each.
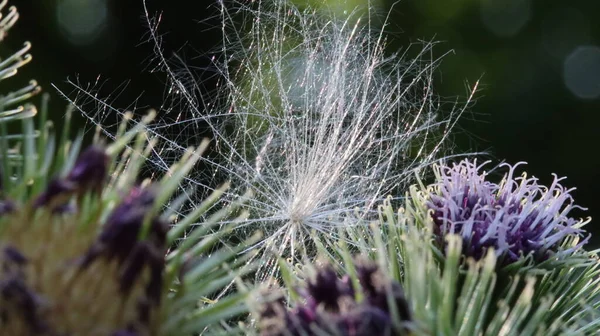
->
[6,0,600,246]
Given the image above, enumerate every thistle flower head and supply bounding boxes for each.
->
[378,199,600,335]
[0,108,257,334]
[1,142,159,334]
[425,159,589,264]
[259,259,410,336]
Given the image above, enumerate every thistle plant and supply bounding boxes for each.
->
[39,0,600,334]
[394,205,600,335]
[0,109,260,335]
[396,160,599,333]
[0,0,41,148]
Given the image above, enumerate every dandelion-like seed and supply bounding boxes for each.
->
[75,0,474,282]
[425,159,590,264]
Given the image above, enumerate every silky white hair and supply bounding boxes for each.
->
[61,0,476,281]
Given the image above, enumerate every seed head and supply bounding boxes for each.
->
[0,135,251,335]
[91,0,469,284]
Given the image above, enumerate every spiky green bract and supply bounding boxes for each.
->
[0,105,260,334]
[0,1,42,188]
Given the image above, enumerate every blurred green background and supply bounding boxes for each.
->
[4,0,599,246]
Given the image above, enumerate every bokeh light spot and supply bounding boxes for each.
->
[564,46,600,100]
[56,0,108,46]
[480,0,531,38]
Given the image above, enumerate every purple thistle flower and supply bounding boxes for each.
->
[0,277,49,333]
[0,96,236,334]
[306,265,353,311]
[355,262,411,322]
[427,159,589,264]
[89,186,161,263]
[2,246,28,268]
[336,305,392,336]
[259,261,410,336]
[0,245,49,334]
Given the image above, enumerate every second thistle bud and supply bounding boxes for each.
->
[259,260,411,336]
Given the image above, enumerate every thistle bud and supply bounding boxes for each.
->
[259,260,410,336]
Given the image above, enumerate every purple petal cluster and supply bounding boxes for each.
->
[427,160,589,263]
[79,185,167,304]
[260,261,410,336]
